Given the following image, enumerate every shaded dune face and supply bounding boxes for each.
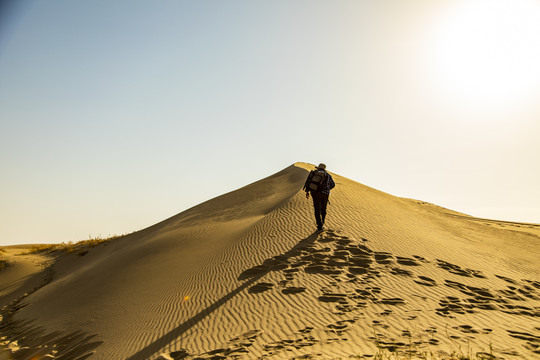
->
[1,163,539,359]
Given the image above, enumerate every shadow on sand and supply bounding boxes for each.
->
[0,261,103,360]
[0,300,103,360]
[126,232,320,360]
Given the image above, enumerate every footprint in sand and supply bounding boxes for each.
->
[283,268,300,274]
[282,286,306,295]
[305,264,342,275]
[377,297,406,306]
[367,333,407,353]
[414,275,437,286]
[349,266,370,275]
[230,329,263,342]
[396,256,420,266]
[318,293,348,303]
[507,330,540,354]
[390,267,413,277]
[249,282,274,294]
[325,318,356,336]
[453,324,480,334]
[495,274,518,284]
[371,319,389,329]
[441,279,540,317]
[349,255,372,265]
[353,288,379,303]
[159,349,190,359]
[298,326,314,334]
[436,259,485,278]
[436,296,475,317]
[262,335,320,354]
[335,303,359,314]
[374,252,394,264]
[350,244,373,255]
[412,255,429,263]
[317,236,337,244]
[500,303,539,317]
[524,279,540,290]
[497,288,527,301]
[444,279,490,298]
[184,330,263,359]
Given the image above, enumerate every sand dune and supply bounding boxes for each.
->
[0,162,539,359]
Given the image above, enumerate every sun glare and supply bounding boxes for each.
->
[430,0,540,112]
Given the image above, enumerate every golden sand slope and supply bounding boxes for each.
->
[0,162,539,359]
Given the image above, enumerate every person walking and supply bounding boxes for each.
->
[303,163,335,232]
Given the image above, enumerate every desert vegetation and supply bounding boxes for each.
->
[22,234,126,256]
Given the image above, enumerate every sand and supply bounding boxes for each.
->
[0,162,539,359]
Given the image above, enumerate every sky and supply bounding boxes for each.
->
[1,0,539,245]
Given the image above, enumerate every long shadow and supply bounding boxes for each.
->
[126,232,320,360]
[0,300,103,360]
[0,253,104,359]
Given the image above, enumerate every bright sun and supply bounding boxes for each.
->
[431,0,540,111]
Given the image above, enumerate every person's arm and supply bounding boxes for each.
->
[328,173,335,190]
[303,171,313,192]
[303,171,313,198]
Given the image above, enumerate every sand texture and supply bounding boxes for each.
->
[0,162,539,359]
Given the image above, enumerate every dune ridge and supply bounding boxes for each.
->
[0,162,539,359]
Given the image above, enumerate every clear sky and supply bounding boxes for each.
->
[1,0,539,245]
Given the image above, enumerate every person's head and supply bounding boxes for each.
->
[316,163,326,170]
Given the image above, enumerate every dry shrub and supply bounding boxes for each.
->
[22,234,127,255]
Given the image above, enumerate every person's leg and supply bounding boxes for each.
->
[320,193,329,226]
[312,192,323,230]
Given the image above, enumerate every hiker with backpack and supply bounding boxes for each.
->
[303,163,335,232]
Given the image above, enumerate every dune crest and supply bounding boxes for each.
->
[0,162,539,359]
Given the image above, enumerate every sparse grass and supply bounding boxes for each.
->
[23,244,58,254]
[21,233,126,256]
[0,248,9,270]
[0,260,9,270]
[355,325,498,360]
[350,351,496,360]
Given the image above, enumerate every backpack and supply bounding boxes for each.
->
[307,170,327,192]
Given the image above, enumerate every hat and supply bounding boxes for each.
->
[316,163,326,170]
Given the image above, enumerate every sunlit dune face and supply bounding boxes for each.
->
[431,0,540,110]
